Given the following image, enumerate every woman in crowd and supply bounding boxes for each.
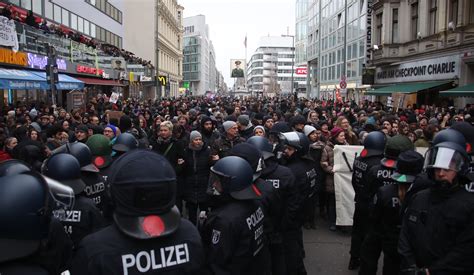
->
[321,127,348,231]
[335,116,359,145]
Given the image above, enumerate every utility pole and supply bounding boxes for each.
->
[155,0,161,100]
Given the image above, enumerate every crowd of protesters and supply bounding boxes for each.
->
[0,94,473,274]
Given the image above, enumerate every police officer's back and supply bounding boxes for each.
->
[70,150,204,274]
[202,156,266,275]
[42,153,105,248]
[0,172,73,275]
[365,150,424,275]
[349,131,386,270]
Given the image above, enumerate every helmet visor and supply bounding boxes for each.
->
[424,147,466,172]
[43,176,75,212]
[207,170,231,196]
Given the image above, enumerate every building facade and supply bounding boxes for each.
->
[183,15,217,96]
[0,0,152,109]
[368,0,474,107]
[296,0,309,95]
[124,0,183,99]
[306,0,371,100]
[247,36,306,97]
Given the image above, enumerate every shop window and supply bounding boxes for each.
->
[62,9,69,27]
[20,0,31,11]
[32,0,42,15]
[78,17,84,33]
[53,4,61,23]
[71,13,78,30]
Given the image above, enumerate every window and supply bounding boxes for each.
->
[429,0,437,35]
[32,0,42,15]
[78,17,84,33]
[90,0,96,5]
[450,0,458,27]
[20,0,31,10]
[71,13,78,30]
[62,9,69,27]
[376,13,383,45]
[392,8,399,43]
[90,23,96,37]
[10,0,20,6]
[411,3,418,40]
[53,4,61,23]
[84,20,90,35]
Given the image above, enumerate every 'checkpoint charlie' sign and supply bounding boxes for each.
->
[375,55,460,84]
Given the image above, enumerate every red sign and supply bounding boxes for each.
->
[340,80,347,89]
[296,67,307,75]
[76,65,104,76]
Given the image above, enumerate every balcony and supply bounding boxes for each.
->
[11,20,151,74]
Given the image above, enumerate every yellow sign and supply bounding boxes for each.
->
[158,75,167,86]
[179,87,186,94]
[0,48,27,66]
[129,72,134,82]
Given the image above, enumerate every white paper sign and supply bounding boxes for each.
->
[0,16,19,52]
[109,92,119,104]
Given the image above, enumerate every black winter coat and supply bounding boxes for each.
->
[182,145,212,203]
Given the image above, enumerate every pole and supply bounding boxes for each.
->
[291,35,295,98]
[343,0,348,85]
[155,0,161,100]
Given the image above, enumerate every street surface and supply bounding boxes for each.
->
[303,219,382,275]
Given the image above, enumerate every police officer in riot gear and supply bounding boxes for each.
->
[202,156,266,275]
[450,122,474,192]
[230,142,281,274]
[280,131,317,275]
[359,134,414,275]
[70,149,204,274]
[247,136,298,275]
[364,150,424,275]
[42,153,105,248]
[0,171,74,275]
[399,141,474,275]
[112,132,139,158]
[349,131,386,270]
[53,142,108,213]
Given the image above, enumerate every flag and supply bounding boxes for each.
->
[244,34,247,48]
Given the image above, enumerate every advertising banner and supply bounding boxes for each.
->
[230,59,245,78]
[0,16,19,52]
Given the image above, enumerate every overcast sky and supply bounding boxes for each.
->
[179,0,296,87]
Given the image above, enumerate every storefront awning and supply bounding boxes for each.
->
[439,83,474,97]
[366,81,453,96]
[75,77,125,87]
[0,68,49,90]
[32,72,84,90]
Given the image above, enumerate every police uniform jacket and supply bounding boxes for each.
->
[254,177,283,239]
[363,163,398,208]
[352,154,384,203]
[81,171,109,212]
[70,219,204,275]
[260,158,298,232]
[202,197,266,275]
[371,184,403,247]
[53,196,105,248]
[398,183,474,275]
[285,154,315,228]
[0,262,51,275]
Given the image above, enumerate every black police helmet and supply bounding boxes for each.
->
[432,128,466,148]
[112,133,139,153]
[247,136,274,160]
[42,153,86,195]
[0,173,50,262]
[229,143,264,180]
[210,156,261,200]
[450,122,474,154]
[108,150,180,240]
[52,142,99,173]
[360,131,386,158]
[279,131,310,156]
[424,141,469,177]
[0,159,31,177]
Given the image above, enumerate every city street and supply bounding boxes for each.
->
[303,219,382,275]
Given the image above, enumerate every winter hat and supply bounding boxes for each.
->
[190,130,202,141]
[330,127,344,139]
[303,125,317,137]
[223,121,237,132]
[253,125,266,135]
[106,124,117,137]
[238,115,250,126]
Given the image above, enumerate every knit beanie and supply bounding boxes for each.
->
[189,130,202,141]
[223,121,237,132]
[238,115,250,126]
[253,125,266,135]
[106,124,117,136]
[330,127,344,139]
